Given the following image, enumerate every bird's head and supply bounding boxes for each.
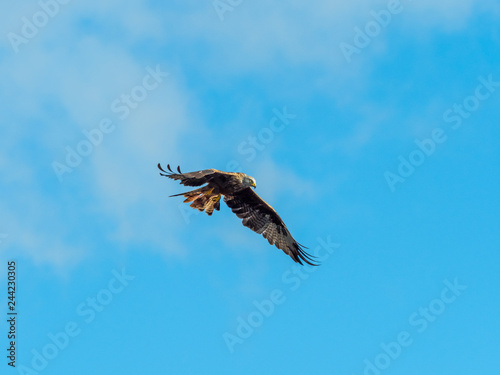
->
[242,175,257,188]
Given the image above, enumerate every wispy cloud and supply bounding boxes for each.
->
[0,0,495,272]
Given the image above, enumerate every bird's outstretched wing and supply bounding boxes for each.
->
[224,188,318,266]
[158,163,218,186]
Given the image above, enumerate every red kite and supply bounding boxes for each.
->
[158,163,317,266]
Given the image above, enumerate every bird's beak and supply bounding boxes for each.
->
[251,182,256,188]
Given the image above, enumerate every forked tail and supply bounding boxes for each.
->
[170,187,221,216]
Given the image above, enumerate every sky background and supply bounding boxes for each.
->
[1,1,500,374]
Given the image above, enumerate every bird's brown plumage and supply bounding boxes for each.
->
[158,163,317,266]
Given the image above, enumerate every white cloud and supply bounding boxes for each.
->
[0,176,87,272]
[88,79,195,255]
[0,5,200,269]
[250,158,315,203]
[155,0,494,76]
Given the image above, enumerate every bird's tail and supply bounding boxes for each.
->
[170,187,221,216]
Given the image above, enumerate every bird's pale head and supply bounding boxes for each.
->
[242,175,257,188]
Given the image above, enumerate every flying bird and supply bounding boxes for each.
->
[158,163,317,266]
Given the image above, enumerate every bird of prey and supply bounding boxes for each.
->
[158,163,317,266]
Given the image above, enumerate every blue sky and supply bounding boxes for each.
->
[1,1,500,374]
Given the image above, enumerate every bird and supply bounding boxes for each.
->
[158,163,317,266]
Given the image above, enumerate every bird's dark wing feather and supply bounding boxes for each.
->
[224,188,317,266]
[158,163,220,187]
